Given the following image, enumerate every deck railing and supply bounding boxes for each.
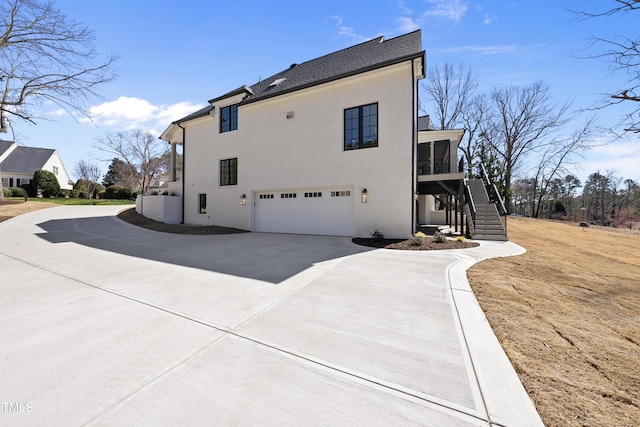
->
[418,156,464,176]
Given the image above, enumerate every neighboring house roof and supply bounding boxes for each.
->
[0,146,56,173]
[171,30,424,127]
[0,139,14,157]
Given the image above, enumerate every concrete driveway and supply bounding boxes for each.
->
[0,206,543,426]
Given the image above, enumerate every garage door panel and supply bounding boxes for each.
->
[254,189,353,236]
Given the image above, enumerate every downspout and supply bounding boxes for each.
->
[178,122,186,224]
[411,58,418,234]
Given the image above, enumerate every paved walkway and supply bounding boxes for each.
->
[0,206,543,426]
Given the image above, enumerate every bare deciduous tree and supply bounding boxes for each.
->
[459,93,490,175]
[93,130,170,195]
[421,62,477,130]
[527,118,596,218]
[574,1,640,132]
[0,0,118,133]
[73,159,101,198]
[483,80,572,212]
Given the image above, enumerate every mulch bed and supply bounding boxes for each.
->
[117,207,248,235]
[352,237,479,250]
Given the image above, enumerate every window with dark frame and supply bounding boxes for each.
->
[198,193,207,214]
[219,158,238,186]
[344,103,378,150]
[220,104,238,133]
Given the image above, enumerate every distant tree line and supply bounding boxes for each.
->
[511,172,640,229]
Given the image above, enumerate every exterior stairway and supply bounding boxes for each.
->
[466,178,508,241]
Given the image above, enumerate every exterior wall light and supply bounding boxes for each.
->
[240,194,247,205]
[361,188,368,203]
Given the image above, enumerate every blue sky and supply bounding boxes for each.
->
[11,0,640,185]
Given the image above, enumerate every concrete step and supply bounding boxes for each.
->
[472,234,509,241]
[475,221,504,229]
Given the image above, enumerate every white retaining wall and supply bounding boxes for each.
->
[136,195,182,224]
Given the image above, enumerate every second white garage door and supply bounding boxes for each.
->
[254,188,353,236]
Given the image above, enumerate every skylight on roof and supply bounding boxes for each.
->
[268,78,287,87]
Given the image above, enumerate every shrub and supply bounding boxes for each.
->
[371,230,385,241]
[9,187,28,198]
[73,179,90,192]
[411,231,426,246]
[32,169,60,197]
[432,230,447,243]
[104,185,133,200]
[2,187,12,198]
[455,236,467,243]
[20,183,34,197]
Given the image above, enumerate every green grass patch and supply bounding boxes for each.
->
[5,197,134,206]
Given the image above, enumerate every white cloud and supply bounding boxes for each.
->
[398,0,413,15]
[396,16,420,32]
[423,0,468,22]
[79,96,205,135]
[578,138,640,181]
[332,15,370,43]
[439,44,519,56]
[483,13,497,24]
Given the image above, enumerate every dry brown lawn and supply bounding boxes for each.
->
[0,200,57,222]
[3,202,638,425]
[468,216,640,427]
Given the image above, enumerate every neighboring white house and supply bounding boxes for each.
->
[0,140,73,191]
[159,30,471,239]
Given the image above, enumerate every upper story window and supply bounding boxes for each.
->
[52,166,59,175]
[220,158,237,186]
[344,103,378,150]
[220,104,238,133]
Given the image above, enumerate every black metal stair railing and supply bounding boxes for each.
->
[463,181,476,238]
[478,162,508,216]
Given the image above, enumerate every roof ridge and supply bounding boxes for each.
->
[171,29,423,126]
[269,31,422,79]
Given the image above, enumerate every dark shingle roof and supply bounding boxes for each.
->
[0,139,14,157]
[171,30,424,126]
[173,105,214,125]
[0,146,55,173]
[240,30,423,105]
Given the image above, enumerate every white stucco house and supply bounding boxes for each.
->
[0,140,73,191]
[156,30,488,239]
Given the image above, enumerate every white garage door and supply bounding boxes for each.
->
[254,188,353,236]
